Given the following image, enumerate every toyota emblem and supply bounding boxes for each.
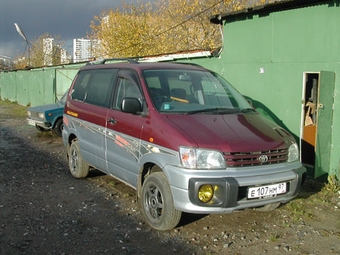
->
[258,155,268,163]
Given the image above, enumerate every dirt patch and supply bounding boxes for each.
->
[0,100,339,255]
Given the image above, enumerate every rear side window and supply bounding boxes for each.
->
[71,71,91,101]
[71,69,118,108]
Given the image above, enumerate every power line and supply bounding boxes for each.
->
[111,0,225,55]
[151,0,224,40]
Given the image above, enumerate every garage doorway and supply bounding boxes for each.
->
[301,73,318,168]
[301,71,335,178]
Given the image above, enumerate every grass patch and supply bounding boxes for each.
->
[283,199,307,220]
[268,232,280,242]
[282,175,339,222]
[108,180,117,187]
[123,193,132,198]
[309,175,340,206]
[325,175,340,193]
[0,99,27,117]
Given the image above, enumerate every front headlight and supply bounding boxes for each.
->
[179,147,226,169]
[38,112,45,119]
[287,143,299,162]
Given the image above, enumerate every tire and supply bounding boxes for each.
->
[255,202,281,212]
[53,118,63,137]
[35,125,49,132]
[68,139,89,178]
[141,172,182,231]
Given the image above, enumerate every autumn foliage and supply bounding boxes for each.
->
[89,0,247,58]
[14,33,65,68]
[12,0,269,68]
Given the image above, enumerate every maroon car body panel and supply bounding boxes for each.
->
[164,113,288,152]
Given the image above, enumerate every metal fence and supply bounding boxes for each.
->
[0,64,84,107]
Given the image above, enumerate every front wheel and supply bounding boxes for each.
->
[53,118,63,137]
[141,172,182,231]
[68,139,89,178]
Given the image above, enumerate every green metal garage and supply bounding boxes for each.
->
[201,0,340,180]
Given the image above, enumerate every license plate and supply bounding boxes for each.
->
[28,120,36,126]
[247,182,286,199]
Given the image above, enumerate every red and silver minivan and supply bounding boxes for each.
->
[63,59,306,230]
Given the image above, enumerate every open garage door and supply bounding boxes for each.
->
[301,71,335,179]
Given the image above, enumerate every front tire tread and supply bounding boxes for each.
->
[141,172,181,231]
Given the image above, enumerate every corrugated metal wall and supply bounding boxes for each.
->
[56,68,80,99]
[195,1,340,180]
[0,64,84,106]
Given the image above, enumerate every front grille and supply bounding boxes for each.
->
[224,149,288,167]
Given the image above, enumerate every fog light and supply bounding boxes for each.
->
[198,184,214,203]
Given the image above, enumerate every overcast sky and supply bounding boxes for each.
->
[0,0,146,59]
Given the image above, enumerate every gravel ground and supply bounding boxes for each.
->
[0,101,339,255]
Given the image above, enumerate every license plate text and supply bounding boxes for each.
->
[248,183,286,199]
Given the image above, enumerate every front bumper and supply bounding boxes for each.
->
[27,118,51,129]
[165,161,306,214]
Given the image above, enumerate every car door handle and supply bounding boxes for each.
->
[107,118,117,125]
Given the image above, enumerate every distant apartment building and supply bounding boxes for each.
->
[60,48,70,64]
[73,38,98,62]
[43,38,71,66]
[43,38,54,66]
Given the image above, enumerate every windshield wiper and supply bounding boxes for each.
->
[185,108,238,115]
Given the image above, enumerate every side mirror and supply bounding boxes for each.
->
[121,98,142,114]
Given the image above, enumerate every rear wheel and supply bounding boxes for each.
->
[141,172,182,231]
[53,118,63,137]
[68,139,89,178]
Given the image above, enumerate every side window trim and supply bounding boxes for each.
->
[112,69,143,110]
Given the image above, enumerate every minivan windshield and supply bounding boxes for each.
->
[143,69,252,114]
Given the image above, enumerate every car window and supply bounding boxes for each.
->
[84,69,117,108]
[143,69,251,113]
[113,71,142,110]
[71,71,91,101]
[71,69,117,108]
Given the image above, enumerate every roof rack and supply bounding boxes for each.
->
[100,58,139,64]
[86,58,139,66]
